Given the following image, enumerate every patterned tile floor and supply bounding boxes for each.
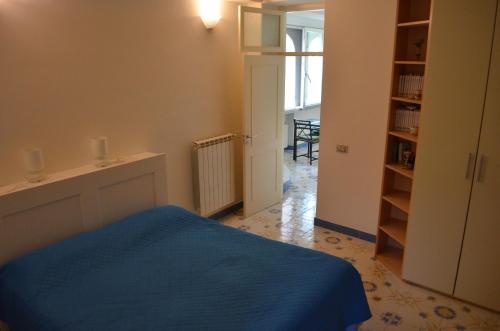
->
[221,149,500,331]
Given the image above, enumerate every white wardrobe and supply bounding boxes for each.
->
[404,0,500,312]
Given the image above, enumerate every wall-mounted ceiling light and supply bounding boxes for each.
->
[199,0,222,29]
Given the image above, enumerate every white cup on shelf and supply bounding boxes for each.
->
[91,136,109,167]
[23,147,46,183]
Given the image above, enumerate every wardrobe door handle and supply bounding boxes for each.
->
[465,153,475,180]
[477,155,487,182]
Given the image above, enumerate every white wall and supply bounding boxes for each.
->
[316,0,397,235]
[0,0,243,211]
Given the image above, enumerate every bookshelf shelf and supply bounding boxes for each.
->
[392,96,422,105]
[398,20,430,28]
[377,246,404,277]
[376,0,432,277]
[395,60,426,65]
[380,220,408,246]
[382,191,411,213]
[388,131,419,143]
[386,163,414,179]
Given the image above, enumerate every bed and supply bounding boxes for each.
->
[0,205,370,330]
[0,153,371,330]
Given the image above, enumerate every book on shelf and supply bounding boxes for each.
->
[394,106,420,132]
[391,141,415,170]
[398,74,424,99]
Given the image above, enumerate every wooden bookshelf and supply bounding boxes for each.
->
[383,191,411,213]
[375,0,432,277]
[388,130,419,143]
[395,60,426,65]
[380,220,407,246]
[377,246,404,277]
[392,96,422,105]
[386,163,414,179]
[397,20,430,28]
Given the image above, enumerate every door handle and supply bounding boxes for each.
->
[465,153,475,180]
[477,155,487,183]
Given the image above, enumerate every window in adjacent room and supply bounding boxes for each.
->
[285,28,303,110]
[284,10,324,111]
[304,29,324,107]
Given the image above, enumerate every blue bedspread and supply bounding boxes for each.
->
[0,206,371,331]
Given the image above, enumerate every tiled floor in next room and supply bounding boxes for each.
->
[221,149,500,331]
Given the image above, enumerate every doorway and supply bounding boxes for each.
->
[240,3,325,219]
[283,9,324,223]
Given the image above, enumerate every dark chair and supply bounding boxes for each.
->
[293,119,320,165]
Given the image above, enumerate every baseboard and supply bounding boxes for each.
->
[209,201,243,220]
[314,218,376,243]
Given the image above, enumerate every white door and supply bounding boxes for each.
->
[455,3,500,311]
[244,55,285,217]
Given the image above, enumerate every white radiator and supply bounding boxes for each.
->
[193,133,236,217]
